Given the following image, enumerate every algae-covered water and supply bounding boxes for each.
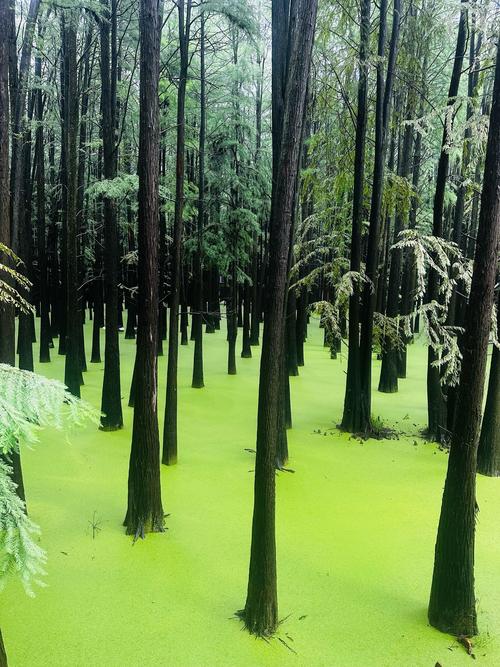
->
[2,318,499,666]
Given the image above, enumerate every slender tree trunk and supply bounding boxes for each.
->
[358,0,400,431]
[242,0,317,637]
[125,0,164,537]
[426,0,467,443]
[35,44,50,363]
[99,0,123,429]
[17,100,34,372]
[76,24,93,379]
[91,221,104,363]
[241,280,252,358]
[192,13,205,389]
[341,0,370,432]
[428,36,500,638]
[9,0,41,253]
[0,0,13,365]
[227,259,238,374]
[477,292,500,476]
[62,12,81,397]
[285,287,298,375]
[125,206,137,339]
[163,0,192,465]
[379,116,413,392]
[0,627,7,667]
[0,0,26,508]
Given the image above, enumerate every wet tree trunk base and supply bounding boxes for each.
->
[0,628,7,667]
[379,346,399,393]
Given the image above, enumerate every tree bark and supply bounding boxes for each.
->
[242,0,317,637]
[99,0,123,430]
[477,291,500,476]
[62,11,81,397]
[35,40,51,363]
[125,0,164,537]
[341,0,370,431]
[379,114,413,392]
[192,12,205,388]
[357,0,400,432]
[426,0,467,443]
[428,35,500,638]
[163,0,192,465]
[0,627,7,667]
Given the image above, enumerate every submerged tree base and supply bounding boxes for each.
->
[428,605,478,639]
[123,513,165,541]
[99,420,123,432]
[236,605,278,638]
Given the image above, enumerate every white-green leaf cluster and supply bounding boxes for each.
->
[0,365,99,595]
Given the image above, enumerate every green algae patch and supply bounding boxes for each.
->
[1,321,499,666]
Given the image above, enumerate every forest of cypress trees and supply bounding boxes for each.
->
[0,0,499,664]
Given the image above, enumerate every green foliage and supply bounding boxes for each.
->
[0,365,99,595]
[86,174,138,202]
[0,461,46,596]
[0,244,33,314]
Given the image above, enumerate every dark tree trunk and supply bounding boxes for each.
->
[446,23,481,431]
[62,12,81,398]
[192,13,205,389]
[249,55,264,348]
[428,37,500,638]
[477,292,500,476]
[227,260,238,374]
[285,287,298,375]
[75,24,93,379]
[17,106,34,372]
[35,46,50,363]
[0,0,25,506]
[9,0,40,253]
[91,225,104,363]
[341,0,370,432]
[163,0,192,465]
[241,280,252,358]
[0,0,13,365]
[125,0,164,537]
[398,112,423,378]
[242,0,317,637]
[124,206,137,339]
[296,287,307,366]
[426,1,467,443]
[180,286,188,345]
[379,115,413,392]
[0,627,6,667]
[99,0,123,430]
[250,249,260,346]
[357,0,400,432]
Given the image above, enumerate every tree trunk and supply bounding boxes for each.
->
[35,44,50,363]
[227,260,238,374]
[125,0,164,537]
[242,0,317,637]
[62,12,81,398]
[0,627,7,667]
[477,292,500,476]
[99,0,123,430]
[341,0,370,432]
[192,13,205,389]
[426,0,467,443]
[9,0,41,254]
[163,0,192,465]
[357,0,400,431]
[241,280,252,358]
[379,116,413,392]
[428,36,500,638]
